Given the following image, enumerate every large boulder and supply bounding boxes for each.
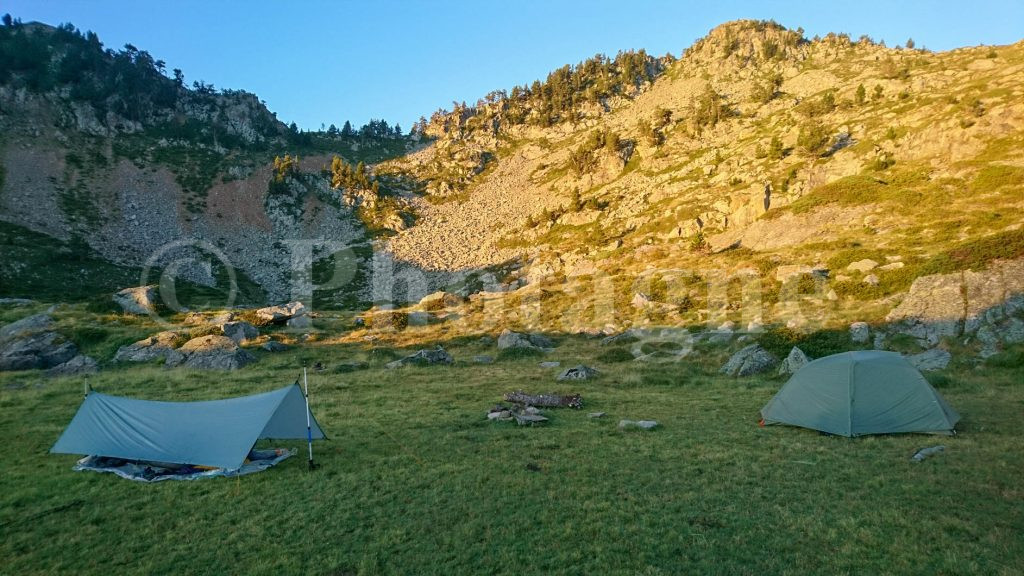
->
[255,302,307,324]
[0,314,78,371]
[172,335,255,370]
[113,286,159,315]
[221,321,259,344]
[385,346,453,369]
[778,346,810,375]
[497,329,554,350]
[114,331,184,363]
[720,344,778,377]
[46,355,99,377]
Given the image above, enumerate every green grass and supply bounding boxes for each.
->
[1,333,1022,575]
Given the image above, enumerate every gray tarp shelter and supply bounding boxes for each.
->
[51,384,326,470]
[761,350,959,437]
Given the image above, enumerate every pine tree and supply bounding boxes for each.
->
[855,84,866,105]
[341,121,353,137]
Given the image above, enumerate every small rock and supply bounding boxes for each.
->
[386,345,454,368]
[908,348,951,371]
[418,291,463,310]
[497,329,554,350]
[112,285,159,315]
[849,322,870,344]
[846,259,879,273]
[524,406,541,415]
[588,412,606,419]
[778,347,810,375]
[114,331,183,363]
[335,361,368,372]
[0,298,34,306]
[539,361,561,368]
[286,315,312,329]
[720,344,778,377]
[255,301,307,324]
[514,413,549,426]
[557,365,599,381]
[879,262,905,271]
[863,274,879,286]
[473,355,494,364]
[619,419,658,430]
[174,335,256,370]
[45,355,99,377]
[221,321,259,345]
[261,341,289,353]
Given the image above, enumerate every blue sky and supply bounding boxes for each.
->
[5,1,1023,131]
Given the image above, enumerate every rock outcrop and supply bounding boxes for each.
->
[886,258,1024,354]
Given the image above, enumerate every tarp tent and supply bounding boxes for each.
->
[761,350,959,437]
[51,384,326,471]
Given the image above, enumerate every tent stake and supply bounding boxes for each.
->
[303,365,316,470]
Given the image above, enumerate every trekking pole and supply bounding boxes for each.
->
[302,364,316,470]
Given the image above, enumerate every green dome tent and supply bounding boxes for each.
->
[761,350,959,437]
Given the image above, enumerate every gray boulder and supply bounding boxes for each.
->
[0,314,78,371]
[172,335,255,370]
[385,346,453,369]
[778,347,810,375]
[908,348,951,371]
[113,285,159,315]
[720,344,778,377]
[557,365,599,381]
[849,322,870,344]
[221,321,259,344]
[255,301,307,324]
[497,329,554,350]
[114,331,184,363]
[46,355,99,377]
[0,331,78,371]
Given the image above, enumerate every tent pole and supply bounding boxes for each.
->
[303,365,316,470]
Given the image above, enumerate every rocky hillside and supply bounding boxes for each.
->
[0,18,414,306]
[1,18,1022,349]
[367,21,1023,336]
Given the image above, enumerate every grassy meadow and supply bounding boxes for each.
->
[1,322,1022,575]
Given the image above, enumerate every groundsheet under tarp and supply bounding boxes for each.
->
[72,448,296,482]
